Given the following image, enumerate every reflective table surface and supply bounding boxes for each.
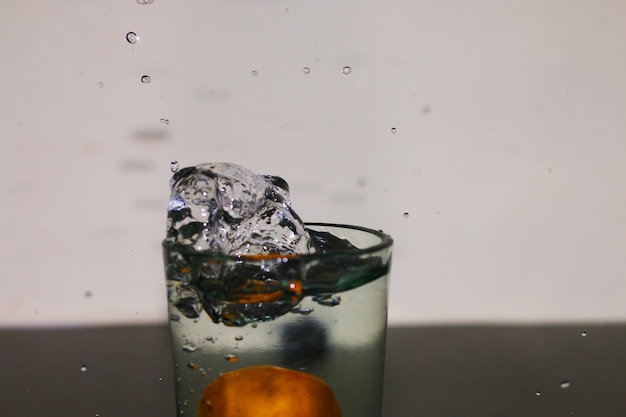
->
[1,324,625,416]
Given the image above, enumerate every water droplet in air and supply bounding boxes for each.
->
[126,32,138,44]
[403,212,410,218]
[342,66,352,75]
[141,75,151,83]
[391,127,397,134]
[560,380,571,389]
[303,67,310,74]
[234,335,244,341]
[224,353,238,362]
[251,70,258,77]
[581,330,587,337]
[170,160,179,172]
[136,0,154,4]
[97,82,103,88]
[80,365,88,372]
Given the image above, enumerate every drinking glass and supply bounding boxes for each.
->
[163,223,393,417]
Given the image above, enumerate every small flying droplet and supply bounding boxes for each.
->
[391,127,397,134]
[535,391,541,396]
[136,0,154,4]
[80,365,88,372]
[342,66,352,75]
[224,353,238,362]
[560,380,571,389]
[303,67,310,74]
[251,70,258,77]
[126,32,138,44]
[170,160,179,172]
[141,75,151,83]
[403,212,410,218]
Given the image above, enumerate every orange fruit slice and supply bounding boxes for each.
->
[198,365,342,417]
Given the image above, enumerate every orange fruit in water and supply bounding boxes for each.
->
[197,365,341,417]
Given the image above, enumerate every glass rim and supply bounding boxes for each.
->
[162,222,393,262]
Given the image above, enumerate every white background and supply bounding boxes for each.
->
[1,0,625,327]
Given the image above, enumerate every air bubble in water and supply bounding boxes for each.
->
[303,67,310,74]
[182,342,197,352]
[234,335,244,341]
[391,127,397,134]
[97,82,103,88]
[136,0,154,4]
[126,32,138,44]
[80,365,88,372]
[560,380,571,389]
[342,66,352,75]
[251,70,258,77]
[535,391,541,396]
[581,330,587,337]
[141,75,151,83]
[170,160,179,172]
[224,353,238,362]
[403,212,409,218]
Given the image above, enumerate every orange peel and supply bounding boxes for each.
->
[197,365,341,417]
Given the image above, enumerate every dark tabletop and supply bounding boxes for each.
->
[1,324,625,417]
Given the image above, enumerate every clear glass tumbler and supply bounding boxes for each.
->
[163,223,393,417]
